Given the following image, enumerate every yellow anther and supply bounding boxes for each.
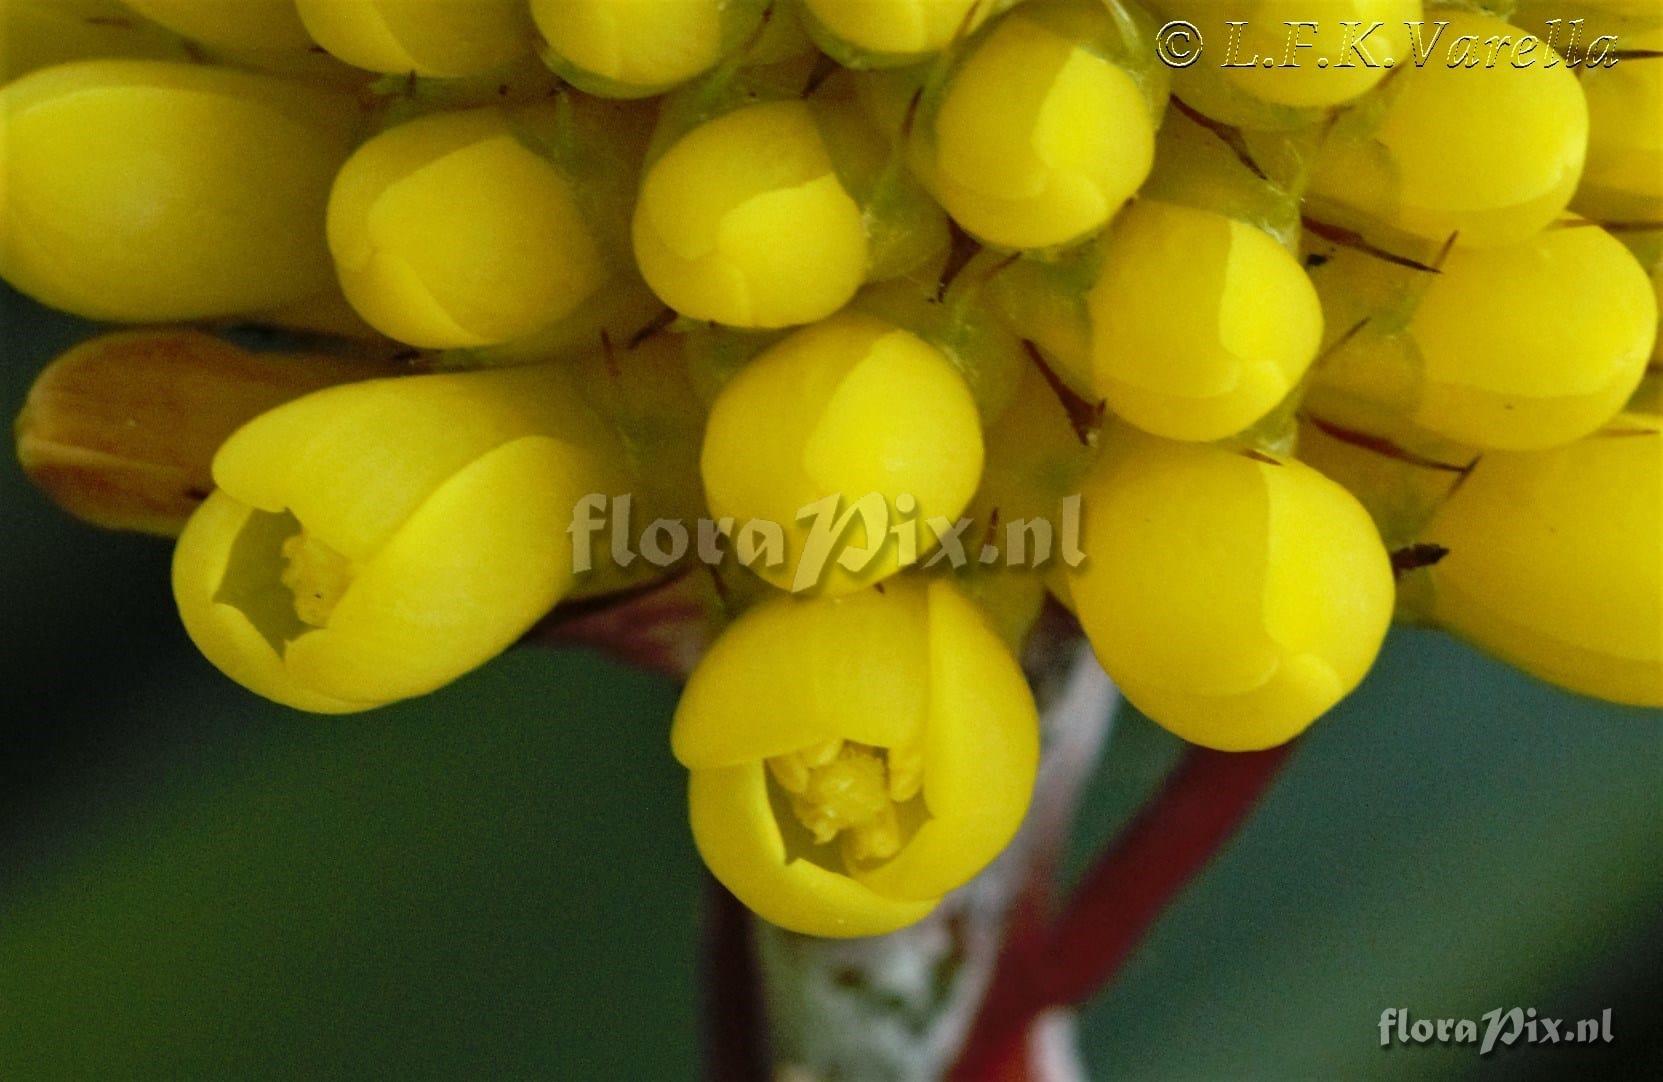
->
[279,531,354,628]
[886,743,924,803]
[844,805,903,865]
[790,746,890,845]
[766,753,812,795]
[800,739,843,768]
[767,742,923,858]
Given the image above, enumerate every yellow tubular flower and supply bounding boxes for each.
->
[673,579,1040,936]
[632,100,868,328]
[1069,429,1394,750]
[327,106,610,350]
[801,0,1012,66]
[173,366,625,713]
[1306,10,1587,249]
[121,0,315,50]
[295,0,533,77]
[700,313,985,595]
[0,60,358,323]
[1420,414,1663,707]
[913,0,1162,250]
[1086,200,1322,441]
[531,0,765,98]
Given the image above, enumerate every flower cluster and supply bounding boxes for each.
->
[6,0,1660,936]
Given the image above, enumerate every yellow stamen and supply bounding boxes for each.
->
[887,742,924,803]
[766,742,920,862]
[766,753,811,795]
[279,531,354,627]
[843,804,902,864]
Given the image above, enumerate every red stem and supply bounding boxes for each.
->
[702,877,769,1082]
[951,743,1295,1080]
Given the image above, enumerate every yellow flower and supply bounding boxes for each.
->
[801,0,1015,66]
[989,200,1323,442]
[1070,428,1394,750]
[1419,414,1663,707]
[672,579,1039,936]
[1573,23,1663,222]
[1,0,192,82]
[1302,9,1586,249]
[0,60,358,322]
[122,0,315,51]
[531,0,768,98]
[327,102,629,350]
[700,313,984,595]
[909,0,1163,250]
[1307,220,1656,452]
[173,365,624,713]
[294,0,533,77]
[632,100,868,329]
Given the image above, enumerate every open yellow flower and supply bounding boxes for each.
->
[173,365,624,713]
[673,579,1039,936]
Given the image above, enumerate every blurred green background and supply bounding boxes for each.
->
[2,285,1659,1080]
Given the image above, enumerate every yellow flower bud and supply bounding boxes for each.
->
[173,365,624,713]
[910,0,1163,250]
[1304,10,1587,249]
[1575,24,1663,222]
[1419,414,1663,707]
[700,313,984,595]
[122,0,314,51]
[294,0,533,77]
[632,100,868,328]
[1308,220,1657,451]
[673,579,1040,936]
[1069,429,1394,750]
[530,0,766,98]
[801,0,1014,66]
[0,60,358,322]
[1,0,192,81]
[1087,200,1321,441]
[327,104,613,349]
